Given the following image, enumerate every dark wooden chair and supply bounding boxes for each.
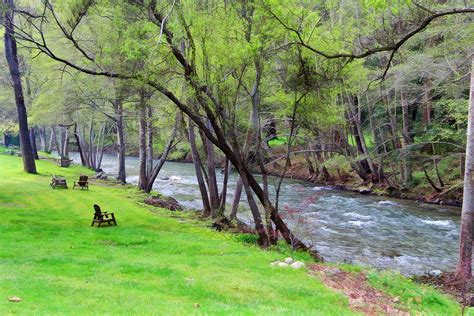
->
[91,204,117,227]
[50,175,68,189]
[57,156,73,167]
[73,175,89,190]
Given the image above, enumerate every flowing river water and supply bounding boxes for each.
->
[69,152,462,275]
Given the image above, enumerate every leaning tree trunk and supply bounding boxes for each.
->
[144,113,180,193]
[188,117,211,217]
[456,58,474,281]
[3,0,37,173]
[73,123,86,166]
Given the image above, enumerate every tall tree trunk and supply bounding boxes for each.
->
[218,158,230,214]
[188,117,211,217]
[400,84,412,185]
[29,128,39,160]
[456,58,474,281]
[39,126,47,152]
[138,104,148,191]
[64,127,70,157]
[3,0,37,173]
[115,101,126,184]
[146,105,154,177]
[49,126,60,154]
[204,120,220,218]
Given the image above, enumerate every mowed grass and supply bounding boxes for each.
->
[0,153,353,315]
[0,151,463,315]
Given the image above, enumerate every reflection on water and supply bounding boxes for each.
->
[68,152,462,275]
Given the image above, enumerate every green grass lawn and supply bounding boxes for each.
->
[0,151,463,315]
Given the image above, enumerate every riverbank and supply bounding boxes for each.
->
[74,143,463,208]
[260,153,463,208]
[0,147,467,314]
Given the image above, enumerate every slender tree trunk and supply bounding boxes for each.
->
[3,133,9,147]
[49,126,60,154]
[146,105,154,176]
[188,117,211,217]
[29,128,39,160]
[138,104,148,191]
[456,58,474,281]
[218,158,230,214]
[400,84,412,185]
[3,0,37,173]
[230,177,243,220]
[115,101,126,184]
[204,120,220,218]
[39,126,47,152]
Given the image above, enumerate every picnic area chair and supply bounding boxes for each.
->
[73,175,89,190]
[50,175,68,189]
[91,204,117,227]
[57,156,73,167]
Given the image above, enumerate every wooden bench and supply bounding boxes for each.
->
[91,204,117,227]
[73,175,89,190]
[50,175,68,189]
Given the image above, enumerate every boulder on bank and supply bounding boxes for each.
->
[144,195,183,211]
[291,261,305,269]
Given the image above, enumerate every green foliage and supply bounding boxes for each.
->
[234,233,259,245]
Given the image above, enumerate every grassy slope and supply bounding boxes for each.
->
[0,151,462,315]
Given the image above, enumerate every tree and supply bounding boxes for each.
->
[2,0,36,173]
[456,58,474,281]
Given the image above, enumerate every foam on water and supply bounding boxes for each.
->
[421,219,453,227]
[312,186,333,192]
[348,220,373,227]
[343,212,373,220]
[378,200,401,207]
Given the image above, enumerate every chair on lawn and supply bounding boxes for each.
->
[73,175,89,190]
[50,175,68,189]
[91,204,117,227]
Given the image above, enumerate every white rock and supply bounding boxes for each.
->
[428,269,442,277]
[278,262,289,267]
[290,261,305,269]
[270,261,279,267]
[284,257,294,264]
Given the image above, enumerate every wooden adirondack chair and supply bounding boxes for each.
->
[73,175,89,190]
[91,204,117,227]
[50,175,68,189]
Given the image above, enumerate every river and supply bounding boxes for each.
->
[69,152,462,275]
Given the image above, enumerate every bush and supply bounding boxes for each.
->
[234,233,259,245]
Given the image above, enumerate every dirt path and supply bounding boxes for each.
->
[310,264,408,315]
